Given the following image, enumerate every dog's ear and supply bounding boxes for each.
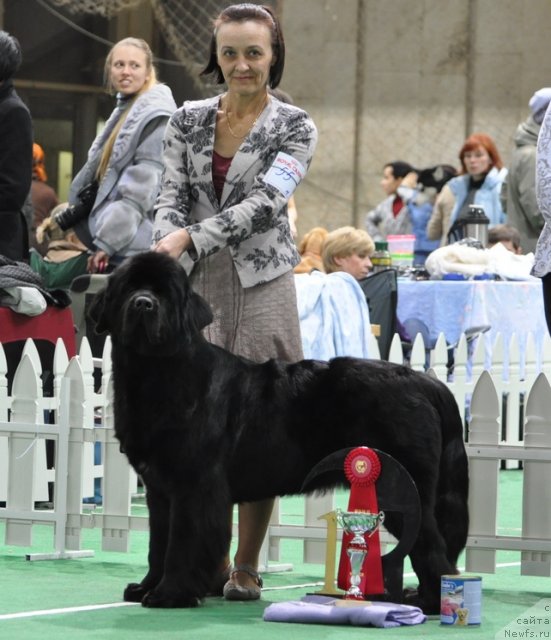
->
[187,291,213,332]
[87,289,111,334]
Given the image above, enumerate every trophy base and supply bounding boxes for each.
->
[307,590,371,603]
[302,594,373,608]
[334,599,373,607]
[307,589,344,598]
[308,585,392,603]
[344,594,367,601]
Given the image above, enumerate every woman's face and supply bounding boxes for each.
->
[334,252,373,280]
[216,20,274,97]
[109,44,150,96]
[462,146,492,179]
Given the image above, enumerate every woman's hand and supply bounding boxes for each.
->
[402,171,419,189]
[153,229,192,259]
[87,250,110,274]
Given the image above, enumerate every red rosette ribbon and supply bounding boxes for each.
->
[337,447,385,597]
[344,447,381,487]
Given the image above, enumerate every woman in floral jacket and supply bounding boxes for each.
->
[153,3,317,603]
[534,100,551,333]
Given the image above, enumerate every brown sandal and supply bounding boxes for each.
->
[223,564,263,601]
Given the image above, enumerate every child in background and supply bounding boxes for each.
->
[488,223,522,254]
[365,161,418,241]
[30,204,88,290]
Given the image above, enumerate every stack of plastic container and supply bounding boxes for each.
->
[387,234,415,268]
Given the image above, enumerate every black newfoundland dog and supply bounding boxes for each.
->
[89,251,469,613]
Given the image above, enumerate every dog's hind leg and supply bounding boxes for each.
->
[435,437,469,568]
[406,508,457,614]
[124,482,170,603]
[429,386,470,568]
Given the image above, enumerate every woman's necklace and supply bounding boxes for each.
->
[224,95,268,139]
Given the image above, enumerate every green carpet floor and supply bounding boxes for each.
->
[1,470,550,639]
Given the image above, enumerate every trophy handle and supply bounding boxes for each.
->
[366,511,385,538]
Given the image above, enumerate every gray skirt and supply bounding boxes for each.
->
[189,248,303,363]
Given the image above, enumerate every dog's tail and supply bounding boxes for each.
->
[433,380,469,568]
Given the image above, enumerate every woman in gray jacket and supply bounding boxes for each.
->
[64,37,176,273]
[153,4,317,603]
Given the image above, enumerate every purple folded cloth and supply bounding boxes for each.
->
[263,595,427,628]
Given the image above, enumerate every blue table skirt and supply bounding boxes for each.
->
[397,279,547,362]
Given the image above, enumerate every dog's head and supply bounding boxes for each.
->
[89,251,213,355]
[455,608,469,625]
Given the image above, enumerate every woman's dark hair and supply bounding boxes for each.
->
[200,3,285,88]
[384,161,414,179]
[0,31,22,82]
[488,223,521,251]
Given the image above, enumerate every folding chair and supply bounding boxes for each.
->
[69,274,109,353]
[357,270,398,360]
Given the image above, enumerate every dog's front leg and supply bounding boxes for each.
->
[124,482,169,603]
[142,484,232,608]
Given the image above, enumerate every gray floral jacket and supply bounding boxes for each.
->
[153,95,318,287]
[534,105,551,277]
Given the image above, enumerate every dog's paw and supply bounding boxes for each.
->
[420,599,441,616]
[141,587,202,608]
[124,582,150,602]
[403,587,440,615]
[402,586,418,602]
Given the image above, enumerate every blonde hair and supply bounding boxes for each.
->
[103,37,157,95]
[294,227,328,274]
[96,38,158,181]
[322,226,375,274]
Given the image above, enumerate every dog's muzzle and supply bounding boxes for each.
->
[121,291,165,347]
[132,294,157,313]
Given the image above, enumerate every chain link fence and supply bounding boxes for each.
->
[48,0,143,17]
[44,0,528,230]
[49,0,275,92]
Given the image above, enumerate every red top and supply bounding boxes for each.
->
[212,150,233,202]
[392,195,404,218]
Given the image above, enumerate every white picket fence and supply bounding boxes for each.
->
[1,331,551,582]
[0,337,141,559]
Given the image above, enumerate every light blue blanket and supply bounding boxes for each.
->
[295,271,371,361]
[263,595,427,628]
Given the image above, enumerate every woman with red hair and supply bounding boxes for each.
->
[427,132,508,245]
[30,142,58,253]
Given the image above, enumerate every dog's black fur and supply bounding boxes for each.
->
[89,251,469,613]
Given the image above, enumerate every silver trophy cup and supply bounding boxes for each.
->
[337,509,385,599]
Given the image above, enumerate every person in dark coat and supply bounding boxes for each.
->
[506,88,551,253]
[0,30,33,261]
